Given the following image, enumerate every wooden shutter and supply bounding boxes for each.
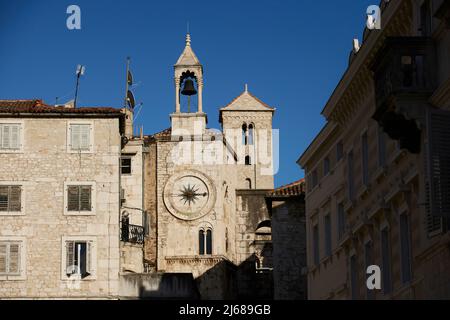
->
[2,125,10,148]
[87,241,92,274]
[426,108,450,218]
[0,243,7,273]
[66,241,75,275]
[9,243,20,274]
[67,186,80,211]
[0,186,8,211]
[80,186,91,211]
[10,125,19,149]
[70,125,81,150]
[9,186,21,211]
[79,125,90,150]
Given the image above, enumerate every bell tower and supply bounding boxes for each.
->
[171,33,207,136]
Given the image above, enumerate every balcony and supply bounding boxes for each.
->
[371,37,437,153]
[120,222,144,245]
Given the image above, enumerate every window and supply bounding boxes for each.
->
[381,227,392,294]
[121,157,132,175]
[245,178,252,189]
[348,151,354,200]
[324,214,332,257]
[400,214,412,284]
[312,170,318,188]
[313,225,319,265]
[420,0,432,36]
[365,241,374,300]
[0,242,20,276]
[199,229,212,255]
[0,123,21,151]
[337,203,346,240]
[336,142,344,161]
[248,124,254,145]
[0,186,21,212]
[324,157,330,176]
[362,132,369,185]
[242,124,247,145]
[350,255,359,300]
[62,237,96,280]
[245,155,251,165]
[69,123,92,152]
[378,126,386,168]
[64,182,95,215]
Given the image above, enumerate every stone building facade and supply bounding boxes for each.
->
[0,100,124,298]
[266,179,307,300]
[298,0,450,300]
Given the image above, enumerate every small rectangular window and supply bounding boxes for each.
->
[0,124,21,150]
[337,203,346,240]
[67,185,92,212]
[381,228,392,294]
[0,186,21,212]
[324,214,332,257]
[121,157,132,175]
[400,214,412,284]
[337,142,344,161]
[350,255,358,300]
[362,132,369,185]
[324,157,330,176]
[70,124,91,151]
[0,242,21,276]
[313,225,320,265]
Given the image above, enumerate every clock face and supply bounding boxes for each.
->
[163,170,216,220]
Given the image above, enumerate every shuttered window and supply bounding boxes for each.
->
[324,214,332,257]
[0,242,21,275]
[0,186,22,212]
[348,151,355,200]
[426,108,450,218]
[0,124,21,150]
[67,185,92,211]
[400,214,412,284]
[337,203,346,240]
[313,225,320,265]
[70,124,91,151]
[65,241,92,279]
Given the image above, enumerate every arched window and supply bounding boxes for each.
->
[245,155,251,165]
[199,228,212,255]
[245,178,252,189]
[242,124,247,145]
[248,124,254,145]
[199,230,205,255]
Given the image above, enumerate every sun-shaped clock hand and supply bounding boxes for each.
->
[175,184,207,206]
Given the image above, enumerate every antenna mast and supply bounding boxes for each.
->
[74,64,85,108]
[124,57,131,109]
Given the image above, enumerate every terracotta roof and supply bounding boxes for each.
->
[152,127,172,138]
[0,99,122,115]
[267,179,305,197]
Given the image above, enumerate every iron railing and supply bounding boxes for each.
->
[120,222,144,244]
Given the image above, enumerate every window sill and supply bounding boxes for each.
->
[0,149,23,154]
[64,211,96,216]
[0,274,26,281]
[67,149,94,154]
[0,211,25,216]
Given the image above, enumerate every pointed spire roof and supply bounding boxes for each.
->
[175,34,202,67]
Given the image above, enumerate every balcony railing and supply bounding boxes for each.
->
[120,222,144,245]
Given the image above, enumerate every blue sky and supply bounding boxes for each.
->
[0,0,374,187]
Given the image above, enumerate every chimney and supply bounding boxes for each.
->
[121,108,134,138]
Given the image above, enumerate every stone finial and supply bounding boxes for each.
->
[186,33,191,47]
[245,84,248,92]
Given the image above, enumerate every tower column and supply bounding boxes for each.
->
[175,77,180,113]
[197,78,203,113]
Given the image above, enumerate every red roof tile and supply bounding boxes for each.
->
[0,99,122,115]
[268,179,305,197]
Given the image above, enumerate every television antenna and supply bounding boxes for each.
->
[74,64,85,108]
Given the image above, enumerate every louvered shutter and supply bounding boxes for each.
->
[3,125,10,149]
[9,243,20,274]
[426,108,450,217]
[87,241,92,274]
[0,186,8,211]
[80,186,91,211]
[79,125,90,150]
[0,243,7,273]
[9,186,21,211]
[71,125,81,150]
[10,125,19,149]
[67,186,80,211]
[66,241,75,275]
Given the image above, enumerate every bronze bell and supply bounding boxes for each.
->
[181,79,197,96]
